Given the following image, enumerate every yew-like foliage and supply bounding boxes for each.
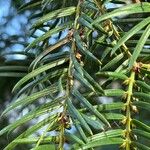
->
[0,0,150,150]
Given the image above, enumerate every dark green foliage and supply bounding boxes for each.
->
[0,0,150,150]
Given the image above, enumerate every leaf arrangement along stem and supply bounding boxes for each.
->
[58,1,82,149]
[0,0,150,150]
[124,71,135,150]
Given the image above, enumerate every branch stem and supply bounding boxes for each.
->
[125,71,135,150]
[93,0,131,57]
